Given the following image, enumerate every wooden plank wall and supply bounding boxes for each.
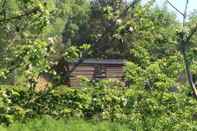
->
[70,65,95,87]
[70,64,124,87]
[106,65,124,81]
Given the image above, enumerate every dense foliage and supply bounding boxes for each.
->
[0,0,197,130]
[1,61,197,130]
[0,83,197,130]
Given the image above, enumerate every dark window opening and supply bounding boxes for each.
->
[94,64,106,79]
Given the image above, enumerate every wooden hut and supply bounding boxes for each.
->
[68,59,126,87]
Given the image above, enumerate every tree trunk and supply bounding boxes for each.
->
[182,43,197,97]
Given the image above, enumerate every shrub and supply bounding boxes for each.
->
[0,84,128,124]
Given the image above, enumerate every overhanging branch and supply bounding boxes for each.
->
[0,7,41,23]
[167,0,184,16]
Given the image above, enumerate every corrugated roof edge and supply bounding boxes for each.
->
[71,59,127,65]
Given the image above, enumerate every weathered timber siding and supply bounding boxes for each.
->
[105,65,124,80]
[69,64,124,87]
[70,65,95,87]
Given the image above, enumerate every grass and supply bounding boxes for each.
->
[0,117,131,131]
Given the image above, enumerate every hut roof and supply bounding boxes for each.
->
[73,59,127,65]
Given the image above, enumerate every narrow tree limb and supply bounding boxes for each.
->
[167,0,184,16]
[182,0,189,26]
[0,7,41,23]
[0,0,7,14]
[186,24,197,43]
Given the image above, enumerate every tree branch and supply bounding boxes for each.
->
[168,0,197,98]
[0,7,41,23]
[181,0,197,98]
[186,23,197,43]
[166,0,184,16]
[183,0,189,26]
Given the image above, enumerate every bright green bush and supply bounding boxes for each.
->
[123,61,197,130]
[0,83,128,124]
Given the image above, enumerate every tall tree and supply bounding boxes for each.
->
[167,0,197,97]
[0,0,50,85]
[62,0,178,61]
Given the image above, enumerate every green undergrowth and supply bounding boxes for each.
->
[0,116,130,131]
